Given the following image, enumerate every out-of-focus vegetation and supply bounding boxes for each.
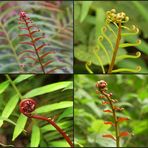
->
[74,1,148,73]
[74,74,148,147]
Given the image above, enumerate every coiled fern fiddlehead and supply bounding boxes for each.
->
[19,99,73,147]
[86,9,141,74]
[96,80,131,147]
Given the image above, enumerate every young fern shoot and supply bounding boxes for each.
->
[96,80,131,147]
[18,10,57,73]
[19,99,73,147]
[86,9,141,74]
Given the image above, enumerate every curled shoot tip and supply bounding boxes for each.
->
[112,66,141,73]
[85,61,93,74]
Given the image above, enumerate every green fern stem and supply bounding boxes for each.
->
[5,74,23,100]
[108,22,122,73]
[23,18,46,74]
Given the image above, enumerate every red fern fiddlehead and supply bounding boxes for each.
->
[19,99,73,147]
[18,10,57,73]
[96,80,131,147]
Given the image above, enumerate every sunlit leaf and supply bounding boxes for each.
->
[0,94,19,127]
[30,124,40,147]
[12,114,27,141]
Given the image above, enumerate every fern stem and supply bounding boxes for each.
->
[20,99,73,147]
[108,22,122,73]
[23,19,46,74]
[5,74,23,100]
[31,115,73,147]
[1,23,24,72]
[101,90,120,147]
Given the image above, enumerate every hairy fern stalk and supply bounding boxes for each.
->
[18,11,57,73]
[86,9,141,74]
[96,80,131,147]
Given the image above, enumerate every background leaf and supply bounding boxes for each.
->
[30,124,40,147]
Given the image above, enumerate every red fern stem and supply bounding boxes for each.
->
[18,11,47,73]
[19,99,73,147]
[22,16,45,73]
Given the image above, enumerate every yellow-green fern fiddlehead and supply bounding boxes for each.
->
[86,9,141,74]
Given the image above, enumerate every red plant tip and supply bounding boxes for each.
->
[96,80,107,89]
[19,99,36,116]
[109,93,113,97]
[20,11,26,18]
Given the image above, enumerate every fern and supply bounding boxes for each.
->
[85,9,142,74]
[0,75,73,147]
[18,10,57,74]
[0,1,73,73]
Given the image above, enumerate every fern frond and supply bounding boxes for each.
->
[18,10,57,74]
[0,1,72,73]
[86,9,142,74]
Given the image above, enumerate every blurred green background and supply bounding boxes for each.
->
[74,1,148,73]
[74,74,148,147]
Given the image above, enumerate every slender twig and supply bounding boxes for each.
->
[108,22,122,73]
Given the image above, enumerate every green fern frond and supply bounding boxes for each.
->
[86,9,142,74]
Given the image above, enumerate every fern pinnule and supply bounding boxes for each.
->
[18,10,56,73]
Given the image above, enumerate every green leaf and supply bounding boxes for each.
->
[30,124,40,147]
[0,117,16,126]
[57,107,73,122]
[96,8,105,37]
[35,101,73,114]
[23,81,72,98]
[88,119,111,133]
[14,74,34,84]
[132,1,148,21]
[12,114,27,141]
[49,140,69,147]
[80,1,92,22]
[41,121,72,133]
[130,120,148,134]
[0,80,9,94]
[0,94,19,127]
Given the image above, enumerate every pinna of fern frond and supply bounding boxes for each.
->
[18,10,57,73]
[85,61,93,74]
[112,66,141,73]
[117,51,141,61]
